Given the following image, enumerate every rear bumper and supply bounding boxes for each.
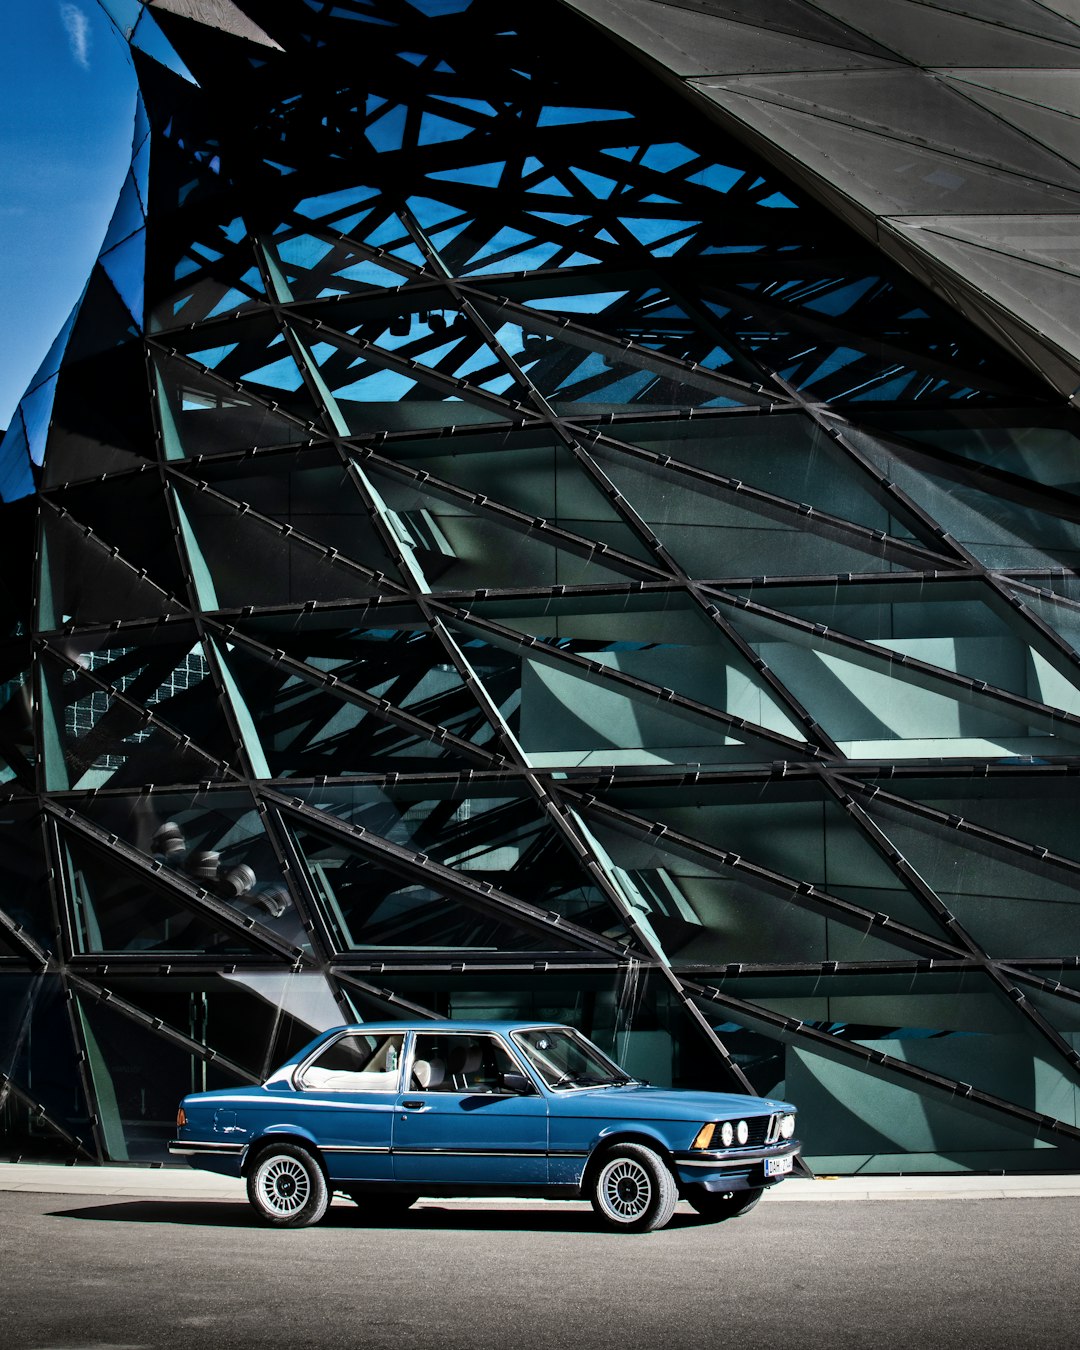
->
[168,1139,246,1177]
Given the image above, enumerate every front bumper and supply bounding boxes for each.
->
[672,1140,801,1192]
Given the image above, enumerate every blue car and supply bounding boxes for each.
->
[170,1020,800,1232]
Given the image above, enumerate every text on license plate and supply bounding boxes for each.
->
[764,1155,793,1177]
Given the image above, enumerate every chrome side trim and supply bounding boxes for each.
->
[393,1147,547,1158]
[168,1140,246,1156]
[320,1145,392,1154]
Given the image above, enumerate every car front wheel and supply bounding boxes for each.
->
[247,1143,329,1228]
[687,1186,763,1221]
[590,1143,678,1233]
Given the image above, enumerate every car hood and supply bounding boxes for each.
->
[549,1085,794,1120]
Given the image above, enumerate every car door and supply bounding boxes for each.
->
[392,1032,548,1187]
[290,1030,404,1182]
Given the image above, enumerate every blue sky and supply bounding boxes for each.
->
[0,2,137,427]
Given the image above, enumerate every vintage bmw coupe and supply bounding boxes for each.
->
[170,1020,799,1232]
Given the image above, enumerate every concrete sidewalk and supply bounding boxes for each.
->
[2,1161,1079,1204]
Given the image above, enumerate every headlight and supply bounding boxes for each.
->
[780,1113,796,1139]
[736,1119,749,1145]
[719,1121,734,1147]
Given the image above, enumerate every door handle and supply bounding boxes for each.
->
[402,1099,426,1110]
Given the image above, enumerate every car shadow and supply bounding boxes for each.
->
[48,1198,709,1234]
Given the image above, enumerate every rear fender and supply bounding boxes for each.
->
[242,1125,325,1176]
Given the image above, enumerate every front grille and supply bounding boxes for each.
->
[705,1114,776,1148]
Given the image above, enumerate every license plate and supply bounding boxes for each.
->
[764,1155,793,1178]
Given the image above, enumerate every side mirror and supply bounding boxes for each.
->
[501,1072,535,1096]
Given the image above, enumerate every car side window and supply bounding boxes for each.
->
[410,1033,531,1094]
[298,1032,405,1092]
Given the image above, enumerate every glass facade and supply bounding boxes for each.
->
[1,0,1079,1174]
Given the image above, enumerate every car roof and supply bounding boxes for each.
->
[326,1020,566,1035]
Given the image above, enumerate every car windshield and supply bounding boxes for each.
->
[511,1027,637,1090]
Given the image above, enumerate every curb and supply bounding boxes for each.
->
[2,1164,1079,1204]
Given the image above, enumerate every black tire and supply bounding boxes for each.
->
[589,1142,678,1233]
[687,1186,763,1222]
[345,1191,419,1220]
[247,1142,329,1228]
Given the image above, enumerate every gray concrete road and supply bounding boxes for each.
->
[1,1189,1077,1350]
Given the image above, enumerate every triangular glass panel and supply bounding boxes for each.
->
[19,376,61,472]
[76,991,247,1163]
[0,416,35,503]
[281,812,583,953]
[78,787,306,952]
[52,627,240,773]
[727,578,1080,718]
[460,590,807,742]
[153,355,313,460]
[693,992,1080,1173]
[306,294,532,399]
[149,236,268,332]
[230,603,506,756]
[592,777,956,944]
[1006,588,1080,671]
[0,804,54,950]
[589,442,931,578]
[701,281,1020,405]
[213,639,493,776]
[444,616,791,770]
[50,474,189,599]
[61,267,141,365]
[1019,981,1080,1054]
[39,649,229,792]
[37,509,183,631]
[857,795,1080,961]
[355,429,658,564]
[719,600,1080,760]
[293,781,635,946]
[0,973,94,1156]
[101,228,146,331]
[860,773,1080,868]
[0,646,37,791]
[59,825,272,958]
[495,279,757,380]
[43,343,157,488]
[863,408,1080,493]
[183,445,410,580]
[101,172,147,256]
[130,7,197,83]
[480,308,770,413]
[289,326,519,435]
[601,412,935,542]
[843,424,1080,570]
[577,808,942,966]
[424,207,600,278]
[171,474,403,607]
[265,231,417,301]
[706,962,1080,1123]
[75,968,332,1085]
[368,466,657,590]
[38,648,228,788]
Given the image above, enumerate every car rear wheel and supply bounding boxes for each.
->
[590,1143,678,1233]
[247,1143,329,1228]
[687,1186,763,1221]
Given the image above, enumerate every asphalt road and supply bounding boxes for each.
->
[1,1190,1077,1350]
